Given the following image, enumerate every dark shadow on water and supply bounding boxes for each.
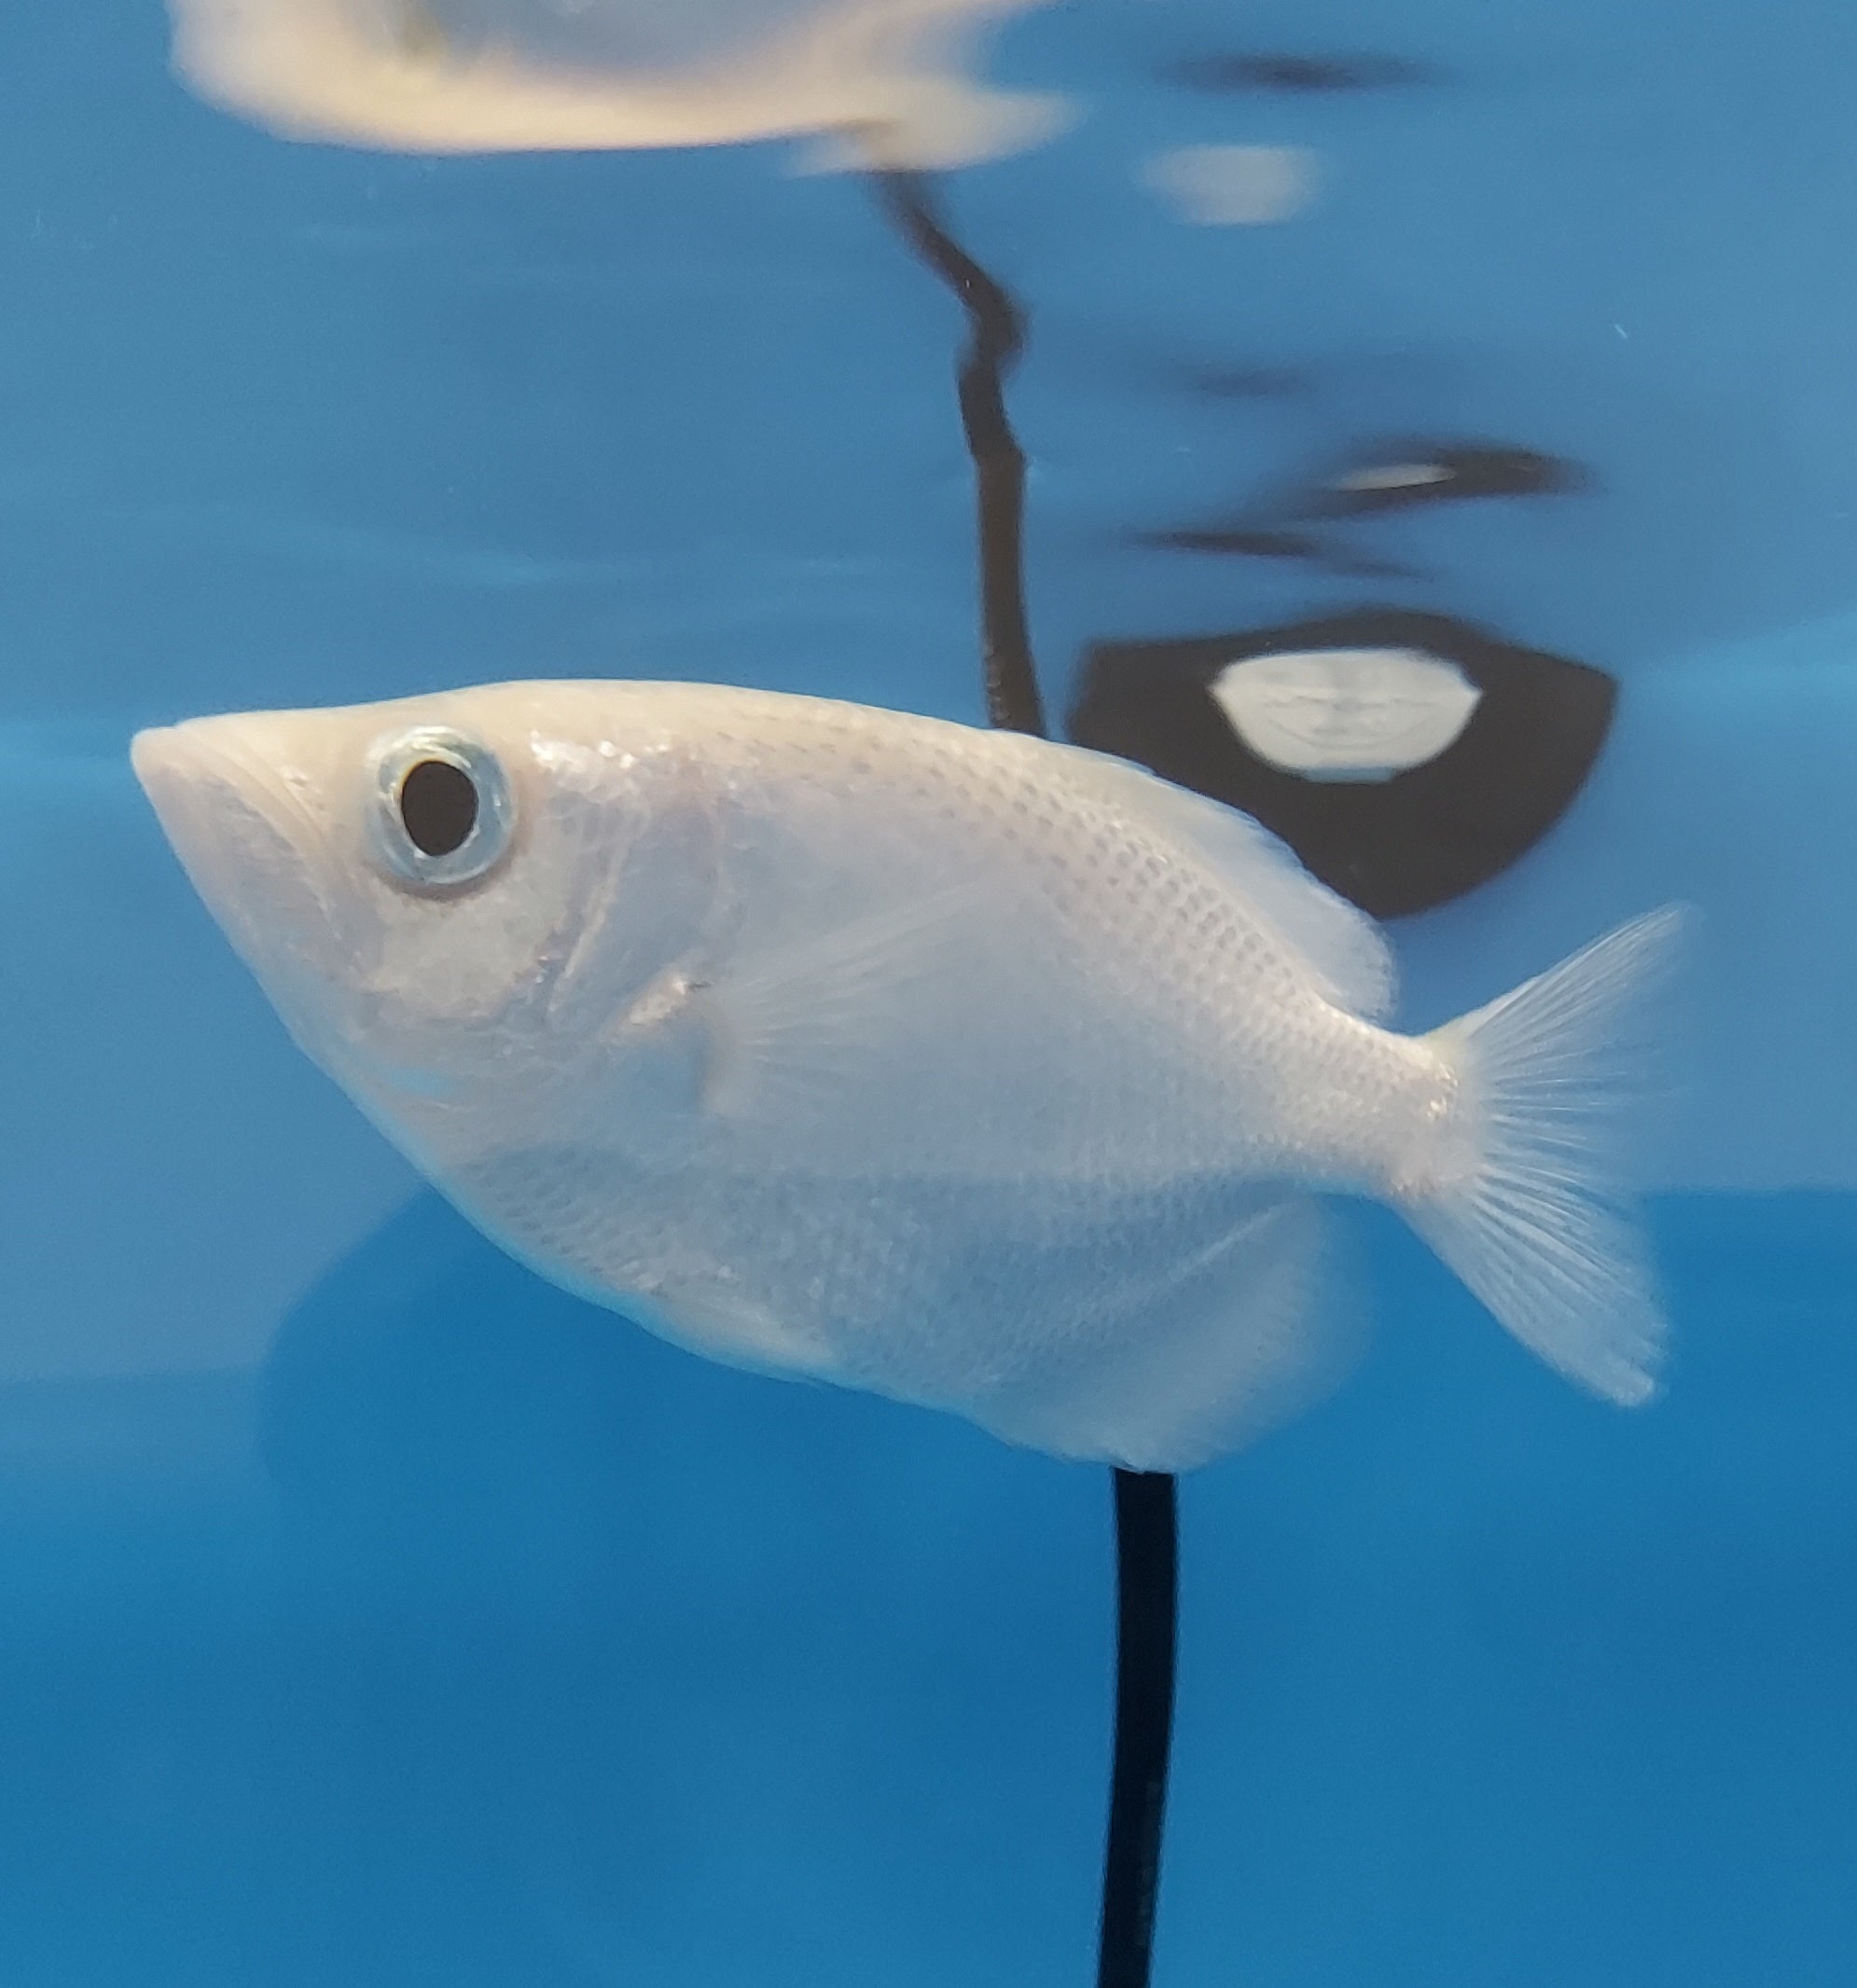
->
[241,1190,1857,1986]
[4,1193,1857,1985]
[1068,607,1615,918]
[260,1191,651,1614]
[248,1189,1107,1988]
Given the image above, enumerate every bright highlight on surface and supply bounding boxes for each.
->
[1212,648,1482,781]
[166,0,1068,166]
[1143,143,1320,225]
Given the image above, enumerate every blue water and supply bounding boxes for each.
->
[5,0,1857,1981]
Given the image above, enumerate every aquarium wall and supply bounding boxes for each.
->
[2,1,1854,1982]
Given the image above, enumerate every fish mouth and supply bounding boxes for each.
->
[132,714,351,989]
[134,717,291,914]
[132,720,242,865]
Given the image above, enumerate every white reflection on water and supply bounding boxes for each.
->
[1142,143,1321,226]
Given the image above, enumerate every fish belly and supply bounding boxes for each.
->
[509,1157,1351,1470]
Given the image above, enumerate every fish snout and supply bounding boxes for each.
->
[131,714,344,972]
[132,720,247,875]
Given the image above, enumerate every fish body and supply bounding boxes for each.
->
[132,681,1678,1469]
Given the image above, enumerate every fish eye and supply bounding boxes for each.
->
[400,756,478,856]
[368,727,513,890]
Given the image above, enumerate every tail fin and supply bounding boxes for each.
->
[1400,908,1685,1406]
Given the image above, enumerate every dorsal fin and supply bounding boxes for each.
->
[1057,740,1397,1019]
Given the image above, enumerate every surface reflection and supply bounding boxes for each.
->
[1069,607,1614,917]
[1164,51,1440,94]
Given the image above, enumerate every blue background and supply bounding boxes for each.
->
[2,1,1855,1981]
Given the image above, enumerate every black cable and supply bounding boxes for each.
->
[1099,1470,1179,1988]
[871,165,1178,1988]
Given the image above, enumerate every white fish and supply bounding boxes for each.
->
[166,0,1068,169]
[132,681,1680,1470]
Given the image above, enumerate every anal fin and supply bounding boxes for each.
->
[977,1194,1362,1471]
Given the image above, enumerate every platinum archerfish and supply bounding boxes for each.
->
[132,681,1680,1470]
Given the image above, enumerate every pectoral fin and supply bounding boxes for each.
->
[697,883,989,1123]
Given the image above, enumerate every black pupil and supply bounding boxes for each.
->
[398,758,479,859]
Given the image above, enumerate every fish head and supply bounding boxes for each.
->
[132,683,721,1164]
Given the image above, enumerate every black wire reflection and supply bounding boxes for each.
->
[871,171,1045,739]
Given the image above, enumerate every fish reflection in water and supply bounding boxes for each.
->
[135,681,1680,1471]
[165,0,1069,165]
